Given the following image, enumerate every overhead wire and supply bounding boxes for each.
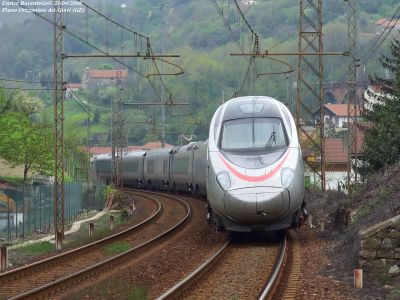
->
[211,0,242,50]
[68,90,110,126]
[75,0,177,102]
[75,0,148,39]
[0,86,54,91]
[0,78,53,84]
[330,5,400,91]
[10,0,174,103]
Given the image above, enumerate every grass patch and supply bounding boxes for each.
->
[389,286,400,300]
[65,226,111,249]
[103,241,131,255]
[18,241,55,256]
[127,286,149,300]
[68,278,149,299]
[0,175,26,186]
[63,212,123,249]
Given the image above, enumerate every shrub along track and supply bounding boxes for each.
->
[0,190,190,299]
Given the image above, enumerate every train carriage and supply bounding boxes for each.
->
[122,151,146,187]
[91,153,112,184]
[143,148,171,190]
[170,143,195,193]
[192,141,208,196]
[91,95,306,233]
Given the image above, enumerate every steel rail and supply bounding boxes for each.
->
[156,239,231,300]
[9,192,191,299]
[258,235,287,300]
[0,192,161,284]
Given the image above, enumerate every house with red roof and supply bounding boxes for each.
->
[314,103,363,129]
[304,130,365,191]
[65,83,82,99]
[375,18,400,34]
[82,67,128,89]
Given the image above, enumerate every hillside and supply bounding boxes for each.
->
[0,0,398,145]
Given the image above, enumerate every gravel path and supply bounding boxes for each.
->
[184,239,280,300]
[296,226,376,299]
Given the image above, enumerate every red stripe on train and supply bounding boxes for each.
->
[217,149,290,182]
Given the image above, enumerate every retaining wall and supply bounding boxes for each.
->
[359,215,400,278]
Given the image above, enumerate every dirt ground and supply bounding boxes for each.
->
[0,159,26,178]
[297,224,391,300]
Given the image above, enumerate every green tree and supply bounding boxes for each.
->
[0,89,43,114]
[98,64,113,70]
[362,38,400,174]
[0,88,52,181]
[0,112,53,181]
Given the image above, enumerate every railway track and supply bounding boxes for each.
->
[158,230,301,300]
[0,190,191,299]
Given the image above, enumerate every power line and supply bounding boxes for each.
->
[360,10,400,65]
[330,5,400,91]
[232,0,257,38]
[68,90,110,125]
[0,86,54,91]
[0,78,53,84]
[10,0,176,103]
[211,0,241,50]
[76,0,148,39]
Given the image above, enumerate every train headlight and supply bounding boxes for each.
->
[281,168,295,188]
[217,171,231,191]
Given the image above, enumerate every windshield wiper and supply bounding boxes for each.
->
[265,126,276,148]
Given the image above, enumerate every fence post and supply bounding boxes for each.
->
[89,222,95,237]
[28,187,31,236]
[129,199,136,215]
[7,196,10,243]
[0,239,8,272]
[22,189,25,238]
[15,198,17,239]
[354,269,363,289]
[110,215,114,231]
[39,188,42,233]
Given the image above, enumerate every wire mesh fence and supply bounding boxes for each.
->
[0,182,105,243]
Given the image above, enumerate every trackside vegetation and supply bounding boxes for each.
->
[362,37,400,175]
[0,89,53,181]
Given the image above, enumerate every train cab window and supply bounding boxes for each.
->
[220,117,287,151]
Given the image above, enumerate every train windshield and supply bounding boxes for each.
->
[220,117,287,151]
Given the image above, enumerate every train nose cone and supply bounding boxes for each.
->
[224,187,290,223]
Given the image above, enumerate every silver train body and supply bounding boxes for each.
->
[207,96,304,231]
[91,96,305,232]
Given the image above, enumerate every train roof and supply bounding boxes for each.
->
[124,150,146,158]
[170,142,199,154]
[91,153,112,161]
[144,147,172,156]
[222,96,283,120]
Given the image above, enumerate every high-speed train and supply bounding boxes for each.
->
[91,96,306,232]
